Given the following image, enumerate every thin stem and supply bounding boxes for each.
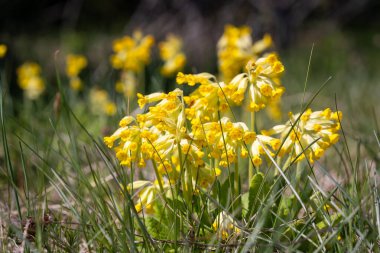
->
[249,111,255,182]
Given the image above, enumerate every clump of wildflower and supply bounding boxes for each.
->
[111,30,154,98]
[104,88,223,209]
[65,54,87,91]
[212,211,241,240]
[262,108,342,163]
[105,89,203,170]
[159,34,186,77]
[0,44,7,58]
[89,88,117,116]
[17,62,45,100]
[217,25,273,83]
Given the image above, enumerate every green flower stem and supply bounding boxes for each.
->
[249,111,255,182]
[234,157,241,217]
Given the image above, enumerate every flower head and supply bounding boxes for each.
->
[110,30,154,73]
[225,53,285,112]
[159,34,186,77]
[127,180,170,214]
[263,108,342,163]
[115,70,138,97]
[217,25,273,83]
[89,88,116,116]
[17,62,45,100]
[66,54,87,91]
[212,211,241,240]
[0,44,7,58]
[66,54,87,78]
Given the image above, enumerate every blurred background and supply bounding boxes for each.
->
[1,0,380,132]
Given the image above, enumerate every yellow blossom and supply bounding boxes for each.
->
[17,62,45,100]
[65,54,87,91]
[226,53,285,112]
[66,54,87,78]
[212,211,241,240]
[89,88,117,116]
[115,71,138,97]
[217,25,273,83]
[0,44,7,58]
[110,30,154,72]
[159,34,186,77]
[263,108,342,163]
[127,180,170,214]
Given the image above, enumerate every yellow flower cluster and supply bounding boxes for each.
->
[65,54,87,91]
[177,53,284,123]
[89,88,117,116]
[104,26,342,217]
[0,44,7,58]
[217,25,273,83]
[17,62,45,100]
[110,30,154,72]
[110,30,154,98]
[262,108,342,163]
[191,117,256,167]
[226,53,285,112]
[159,34,186,77]
[105,89,222,198]
[177,72,226,122]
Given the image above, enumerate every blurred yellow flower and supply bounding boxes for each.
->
[66,54,87,91]
[115,70,137,97]
[0,44,7,58]
[89,88,117,116]
[217,25,273,83]
[66,54,87,77]
[111,31,154,98]
[17,62,45,100]
[159,34,186,77]
[110,30,154,72]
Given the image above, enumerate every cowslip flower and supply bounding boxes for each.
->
[262,108,342,163]
[159,34,186,77]
[127,180,170,214]
[110,30,154,72]
[17,62,45,100]
[89,88,116,116]
[115,71,138,98]
[217,25,273,83]
[250,134,281,167]
[226,53,285,112]
[176,72,230,122]
[212,211,241,240]
[66,54,87,91]
[111,31,154,98]
[104,89,223,198]
[0,44,7,58]
[192,117,256,167]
